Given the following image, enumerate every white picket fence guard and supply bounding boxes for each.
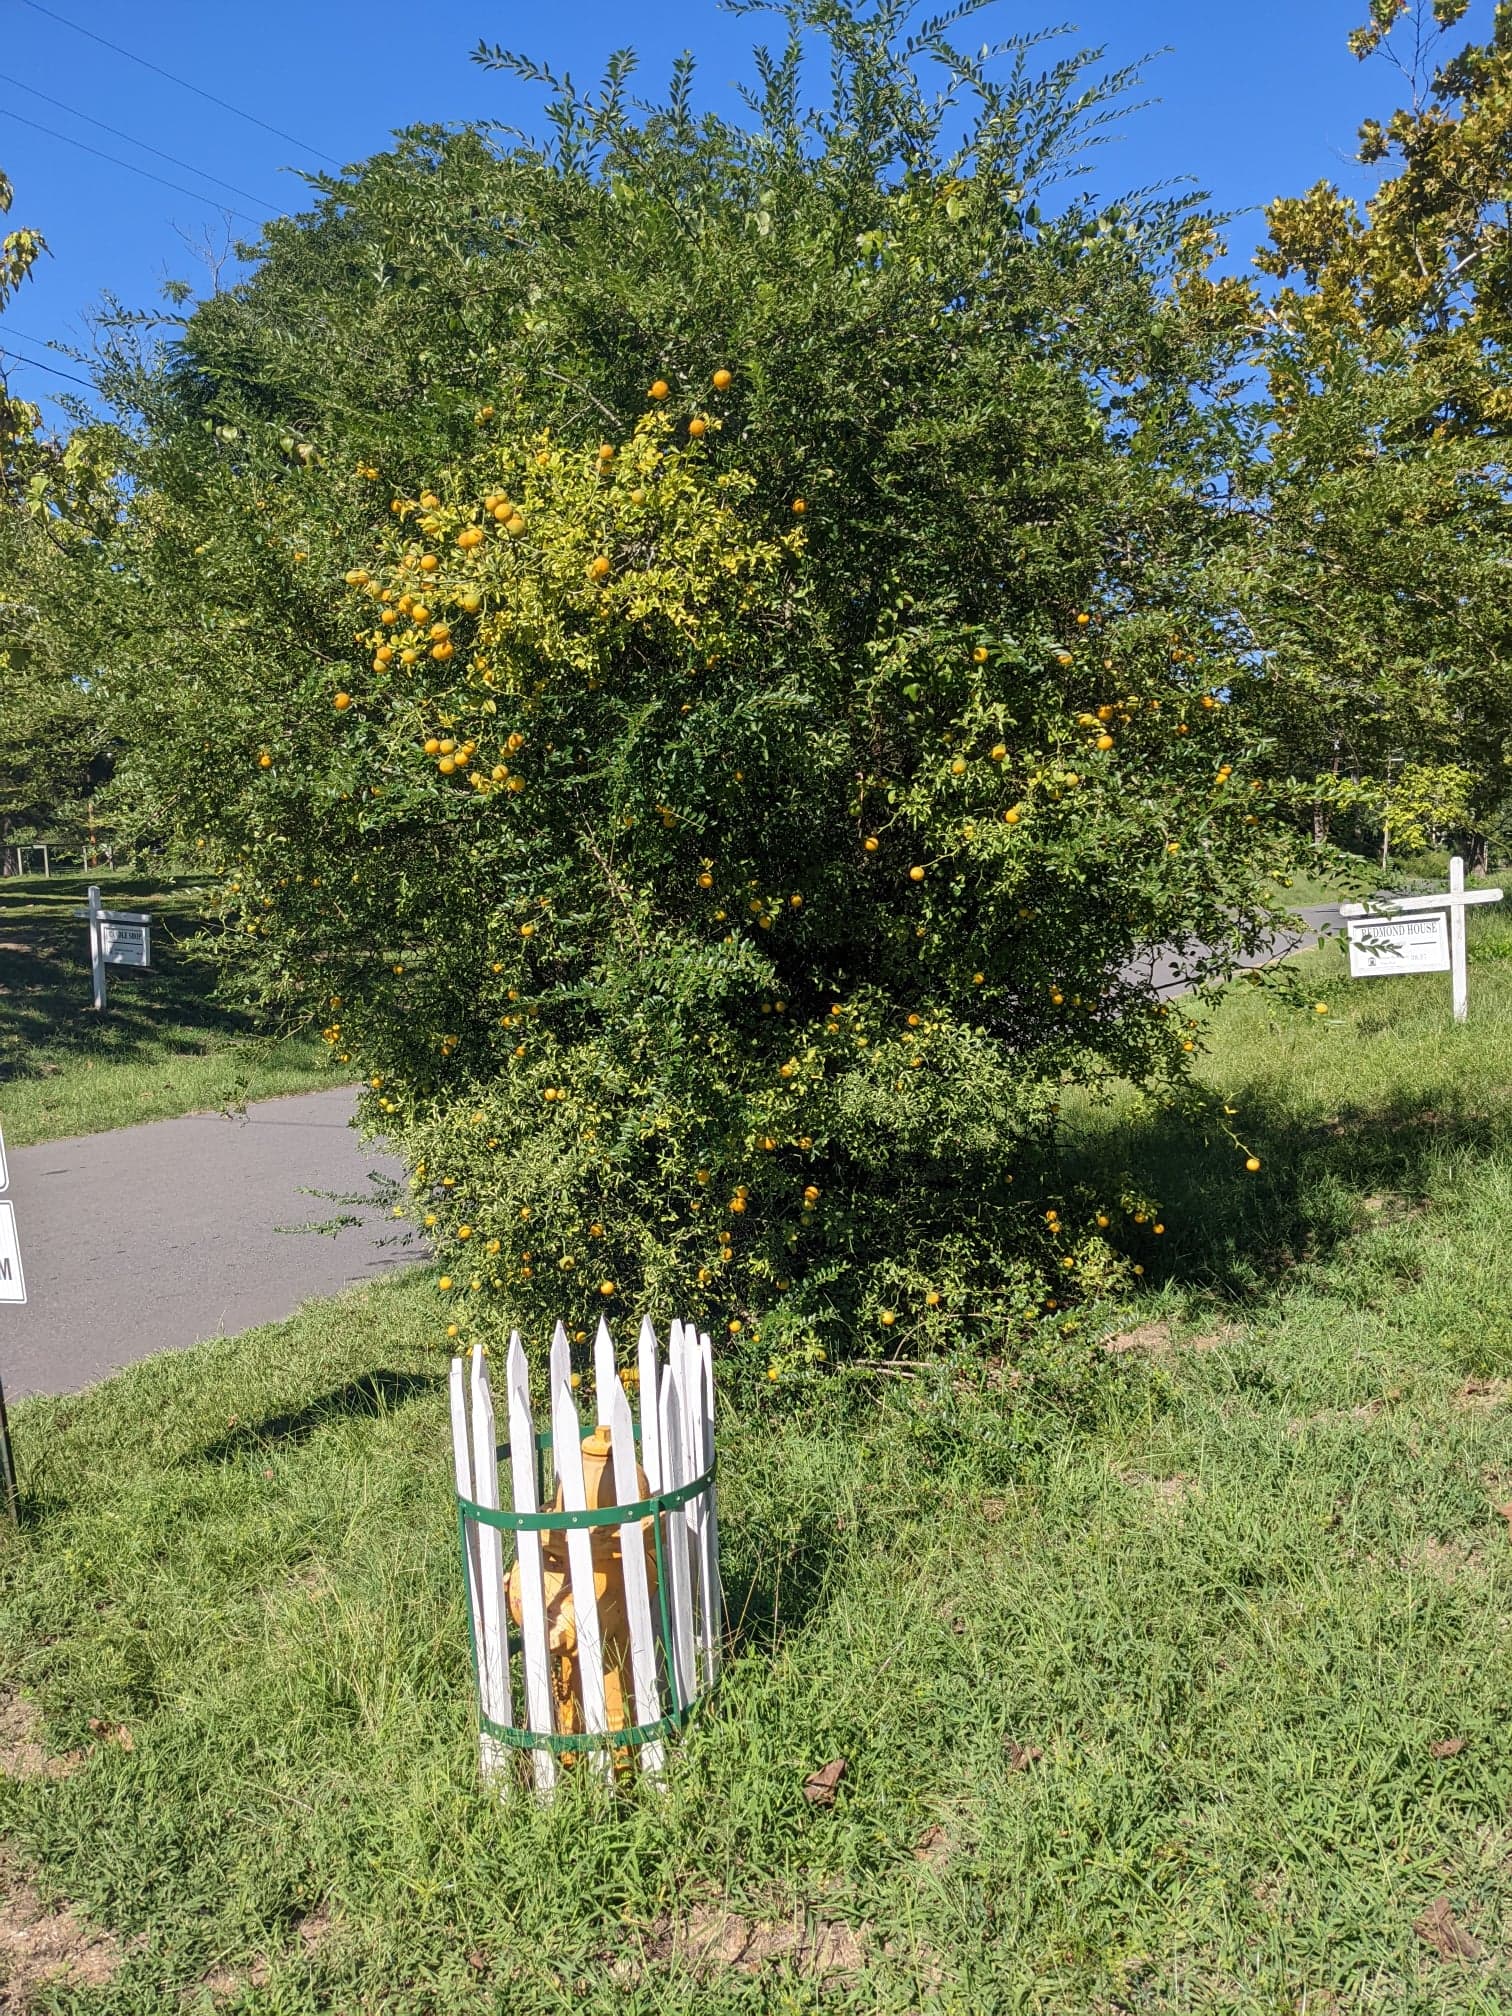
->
[450,1314,721,1793]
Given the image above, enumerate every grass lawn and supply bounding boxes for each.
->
[3,911,1512,2009]
[0,873,335,1147]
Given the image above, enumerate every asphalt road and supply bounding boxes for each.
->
[1,904,1347,1404]
[2,1086,411,1401]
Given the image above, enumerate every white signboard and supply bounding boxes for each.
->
[0,1201,25,1305]
[101,921,150,967]
[1347,913,1450,977]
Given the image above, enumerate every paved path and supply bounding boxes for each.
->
[3,1086,410,1401]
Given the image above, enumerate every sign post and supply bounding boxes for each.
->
[1342,856,1503,1023]
[72,886,152,1013]
[0,1121,20,1526]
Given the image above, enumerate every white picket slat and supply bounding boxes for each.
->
[553,1376,612,1775]
[637,1315,662,1493]
[696,1328,723,1685]
[449,1358,490,1775]
[593,1316,616,1428]
[469,1347,512,1783]
[658,1362,698,1710]
[607,1375,664,1775]
[505,1333,557,1796]
[672,1321,704,1646]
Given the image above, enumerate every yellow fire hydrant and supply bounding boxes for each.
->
[505,1423,659,1737]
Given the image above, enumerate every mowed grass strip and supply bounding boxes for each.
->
[0,872,334,1146]
[2,935,1512,2009]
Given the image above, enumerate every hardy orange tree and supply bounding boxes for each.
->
[102,1,1301,1375]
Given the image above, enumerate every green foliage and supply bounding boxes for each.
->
[101,2,1304,1366]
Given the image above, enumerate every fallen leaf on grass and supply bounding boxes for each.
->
[1414,1895,1484,1962]
[802,1759,847,1807]
[913,1824,949,1866]
[1005,1740,1043,1771]
[86,1719,133,1752]
[467,1948,489,1973]
[1429,1737,1466,1759]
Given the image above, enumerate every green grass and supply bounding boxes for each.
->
[0,873,336,1146]
[5,920,1512,2009]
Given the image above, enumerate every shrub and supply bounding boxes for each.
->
[102,3,1303,1373]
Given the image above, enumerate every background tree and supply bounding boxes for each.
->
[1241,0,1512,867]
[0,166,115,874]
[99,1,1304,1372]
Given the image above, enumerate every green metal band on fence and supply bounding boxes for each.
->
[455,1457,715,1534]
[477,1696,705,1754]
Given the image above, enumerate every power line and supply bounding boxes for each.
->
[12,0,344,169]
[0,339,97,390]
[2,109,266,226]
[0,70,279,212]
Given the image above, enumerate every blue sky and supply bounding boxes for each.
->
[0,0,1423,428]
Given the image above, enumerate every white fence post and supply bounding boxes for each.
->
[505,1333,557,1796]
[468,1346,512,1786]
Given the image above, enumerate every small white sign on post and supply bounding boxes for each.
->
[72,886,153,1010]
[1347,913,1450,977]
[0,1202,25,1306]
[1341,856,1503,1023]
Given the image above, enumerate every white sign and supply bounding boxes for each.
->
[1348,913,1450,977]
[101,921,150,967]
[0,1202,25,1305]
[1340,856,1503,1023]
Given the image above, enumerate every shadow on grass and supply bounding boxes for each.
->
[0,909,262,1084]
[1066,1074,1512,1306]
[198,1368,444,1463]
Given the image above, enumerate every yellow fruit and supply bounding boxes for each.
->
[589,555,612,581]
[950,758,966,774]
[424,737,441,755]
[1076,612,1090,626]
[344,569,368,586]
[506,514,525,535]
[431,641,453,661]
[412,604,430,624]
[880,1310,895,1326]
[688,417,707,438]
[1096,733,1113,750]
[698,872,713,888]
[438,1274,453,1291]
[419,554,438,573]
[1003,807,1021,824]
[972,646,988,663]
[1314,1002,1328,1015]
[333,692,351,710]
[909,865,925,881]
[864,836,879,852]
[1245,1156,1261,1173]
[520,922,535,938]
[648,379,669,400]
[258,752,272,769]
[1056,651,1072,666]
[598,444,615,462]
[791,497,805,514]
[712,367,732,390]
[438,757,456,775]
[972,972,984,985]
[599,1280,616,1296]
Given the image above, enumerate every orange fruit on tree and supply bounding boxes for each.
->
[972,645,988,663]
[688,417,707,438]
[648,379,669,400]
[909,865,925,881]
[333,692,351,710]
[791,497,805,514]
[589,555,612,581]
[712,368,732,390]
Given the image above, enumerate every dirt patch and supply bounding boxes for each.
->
[0,1694,83,1783]
[192,1906,331,2003]
[1404,1537,1484,1584]
[1104,1322,1172,1356]
[0,1859,129,2008]
[1457,1378,1512,1411]
[1117,1468,1198,1507]
[1287,1400,1384,1436]
[643,1902,866,1981]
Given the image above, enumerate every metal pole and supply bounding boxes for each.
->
[1449,854,1468,1024]
[0,1371,16,1527]
[88,883,107,1013]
